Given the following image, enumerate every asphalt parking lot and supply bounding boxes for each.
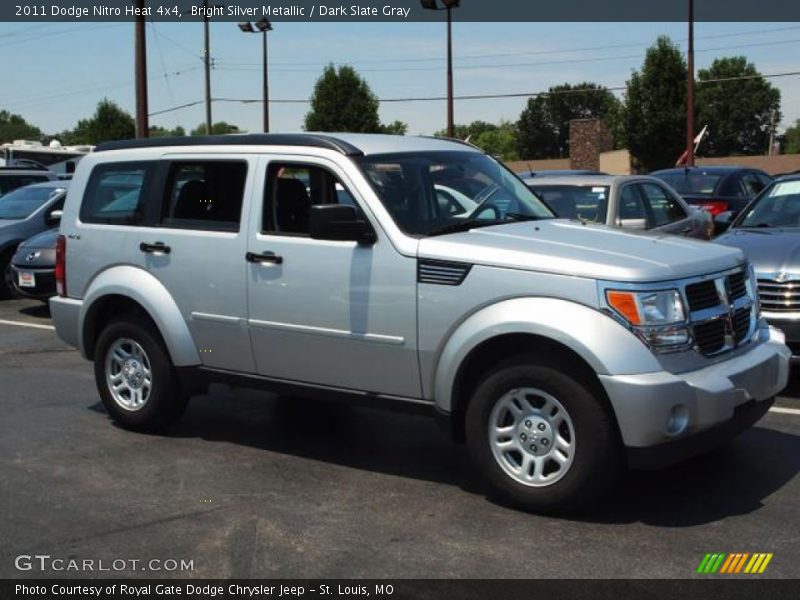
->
[1,297,799,579]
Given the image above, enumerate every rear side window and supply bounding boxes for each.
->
[80,162,154,225]
[160,161,247,232]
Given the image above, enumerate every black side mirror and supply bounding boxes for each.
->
[309,205,376,245]
[713,210,733,234]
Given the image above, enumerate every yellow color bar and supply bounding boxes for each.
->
[758,554,774,574]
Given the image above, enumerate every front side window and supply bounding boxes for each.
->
[160,161,247,232]
[357,151,552,237]
[0,185,64,219]
[263,163,358,236]
[641,183,686,226]
[81,162,153,225]
[0,175,50,196]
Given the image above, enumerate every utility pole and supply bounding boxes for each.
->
[134,0,149,138]
[203,0,213,135]
[262,25,270,133]
[446,5,454,138]
[685,0,695,166]
[768,109,776,156]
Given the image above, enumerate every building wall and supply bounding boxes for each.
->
[599,149,632,175]
[695,154,800,176]
[507,158,570,173]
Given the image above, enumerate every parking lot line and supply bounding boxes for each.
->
[0,319,55,331]
[769,406,800,416]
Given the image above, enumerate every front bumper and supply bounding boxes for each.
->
[10,265,55,300]
[600,325,790,465]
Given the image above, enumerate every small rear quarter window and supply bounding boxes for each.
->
[80,162,154,225]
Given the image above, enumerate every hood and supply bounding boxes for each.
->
[418,219,743,282]
[715,228,800,276]
[18,228,59,250]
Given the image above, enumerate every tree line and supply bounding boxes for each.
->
[1,35,796,172]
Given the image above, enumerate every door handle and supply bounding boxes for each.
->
[140,242,171,254]
[246,251,283,265]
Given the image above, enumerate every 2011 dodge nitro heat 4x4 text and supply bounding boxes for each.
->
[50,134,790,513]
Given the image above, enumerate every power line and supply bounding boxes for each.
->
[149,21,181,128]
[216,24,800,68]
[147,69,800,116]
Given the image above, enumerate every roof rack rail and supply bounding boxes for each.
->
[0,164,49,171]
[95,133,365,156]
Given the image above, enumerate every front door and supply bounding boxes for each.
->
[245,156,421,399]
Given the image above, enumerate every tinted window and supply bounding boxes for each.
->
[654,171,722,196]
[0,174,50,195]
[641,183,686,226]
[530,185,608,222]
[738,180,800,228]
[160,161,247,232]
[741,173,767,197]
[263,163,358,236]
[619,185,646,222]
[0,185,64,219]
[81,162,153,225]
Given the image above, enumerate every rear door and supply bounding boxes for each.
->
[139,154,256,373]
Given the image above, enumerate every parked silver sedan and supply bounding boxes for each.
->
[525,175,713,240]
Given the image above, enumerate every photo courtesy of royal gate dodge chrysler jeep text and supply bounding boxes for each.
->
[50,133,790,513]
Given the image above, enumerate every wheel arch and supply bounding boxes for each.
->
[79,266,200,366]
[432,297,661,442]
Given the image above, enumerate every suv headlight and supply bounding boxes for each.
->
[605,288,690,351]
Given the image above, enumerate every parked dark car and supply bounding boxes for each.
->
[516,169,607,179]
[0,181,68,298]
[10,228,58,300]
[714,175,800,358]
[651,166,772,219]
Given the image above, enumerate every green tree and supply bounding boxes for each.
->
[472,121,519,160]
[784,120,800,154]
[0,110,42,142]
[150,125,186,137]
[68,99,136,145]
[190,122,241,136]
[304,64,382,133]
[624,36,687,172]
[379,120,408,135]
[516,83,621,159]
[696,57,781,156]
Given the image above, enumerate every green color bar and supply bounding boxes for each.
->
[710,553,727,573]
[697,554,713,573]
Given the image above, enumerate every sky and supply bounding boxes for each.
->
[0,20,798,140]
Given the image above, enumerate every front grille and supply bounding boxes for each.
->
[685,280,718,311]
[694,319,726,354]
[683,268,755,356]
[757,279,800,312]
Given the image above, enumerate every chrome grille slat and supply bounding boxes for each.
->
[757,278,800,311]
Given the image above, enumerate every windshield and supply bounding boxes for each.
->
[357,151,553,236]
[737,180,800,228]
[0,186,63,219]
[529,184,609,222]
[654,171,722,196]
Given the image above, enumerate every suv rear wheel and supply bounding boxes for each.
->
[465,356,621,514]
[94,316,188,432]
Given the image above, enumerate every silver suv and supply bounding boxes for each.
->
[50,134,791,513]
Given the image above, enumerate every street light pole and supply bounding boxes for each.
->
[239,19,273,133]
[421,0,460,138]
[446,5,454,138]
[134,0,149,138]
[686,0,695,167]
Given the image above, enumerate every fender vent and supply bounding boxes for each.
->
[418,260,472,286]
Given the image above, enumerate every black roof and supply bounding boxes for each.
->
[95,133,364,156]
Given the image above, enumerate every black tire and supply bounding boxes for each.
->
[94,316,188,432]
[465,355,622,514]
[0,252,17,300]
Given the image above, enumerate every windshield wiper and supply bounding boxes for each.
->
[426,215,544,237]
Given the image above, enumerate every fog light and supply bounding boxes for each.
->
[666,405,689,436]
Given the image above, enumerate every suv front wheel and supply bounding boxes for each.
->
[465,356,621,514]
[94,317,188,432]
